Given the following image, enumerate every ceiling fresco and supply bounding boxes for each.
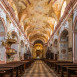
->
[8,0,70,44]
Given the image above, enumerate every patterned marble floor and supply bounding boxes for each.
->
[22,60,57,77]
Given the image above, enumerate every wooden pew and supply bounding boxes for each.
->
[43,59,77,77]
[55,63,73,74]
[0,63,23,77]
[0,68,13,77]
[0,62,24,77]
[67,67,77,77]
[21,59,34,69]
[60,65,77,77]
[43,59,57,67]
[1,59,34,76]
[43,59,72,70]
[0,59,34,77]
[55,63,77,77]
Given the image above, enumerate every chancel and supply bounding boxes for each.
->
[0,0,77,77]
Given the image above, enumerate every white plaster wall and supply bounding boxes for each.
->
[0,41,6,63]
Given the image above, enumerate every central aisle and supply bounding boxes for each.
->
[22,60,57,77]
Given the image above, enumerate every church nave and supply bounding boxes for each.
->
[22,60,57,77]
[0,0,77,77]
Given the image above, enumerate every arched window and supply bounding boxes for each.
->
[20,40,24,47]
[60,29,68,42]
[54,39,58,47]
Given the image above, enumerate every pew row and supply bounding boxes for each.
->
[0,59,34,77]
[43,59,77,77]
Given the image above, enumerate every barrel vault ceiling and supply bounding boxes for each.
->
[8,0,70,44]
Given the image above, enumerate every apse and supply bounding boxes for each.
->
[34,40,43,45]
[32,40,44,59]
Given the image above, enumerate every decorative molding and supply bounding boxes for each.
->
[0,0,29,43]
[48,0,77,44]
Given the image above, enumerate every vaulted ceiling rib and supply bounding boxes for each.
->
[7,0,70,44]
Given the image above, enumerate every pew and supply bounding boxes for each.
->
[60,66,77,77]
[43,59,77,77]
[67,67,77,77]
[55,63,73,74]
[43,59,73,70]
[0,63,23,77]
[0,59,34,77]
[0,68,13,77]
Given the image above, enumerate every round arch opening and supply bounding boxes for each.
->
[59,29,68,60]
[32,40,44,59]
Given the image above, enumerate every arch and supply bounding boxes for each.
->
[28,32,49,40]
[53,39,58,47]
[27,29,50,37]
[60,29,68,37]
[11,31,18,38]
[0,17,7,36]
[59,29,68,41]
[27,29,51,37]
[75,22,77,30]
[20,40,24,47]
[31,37,46,44]
[11,31,18,40]
[34,40,43,45]
[29,34,48,43]
[32,38,45,45]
